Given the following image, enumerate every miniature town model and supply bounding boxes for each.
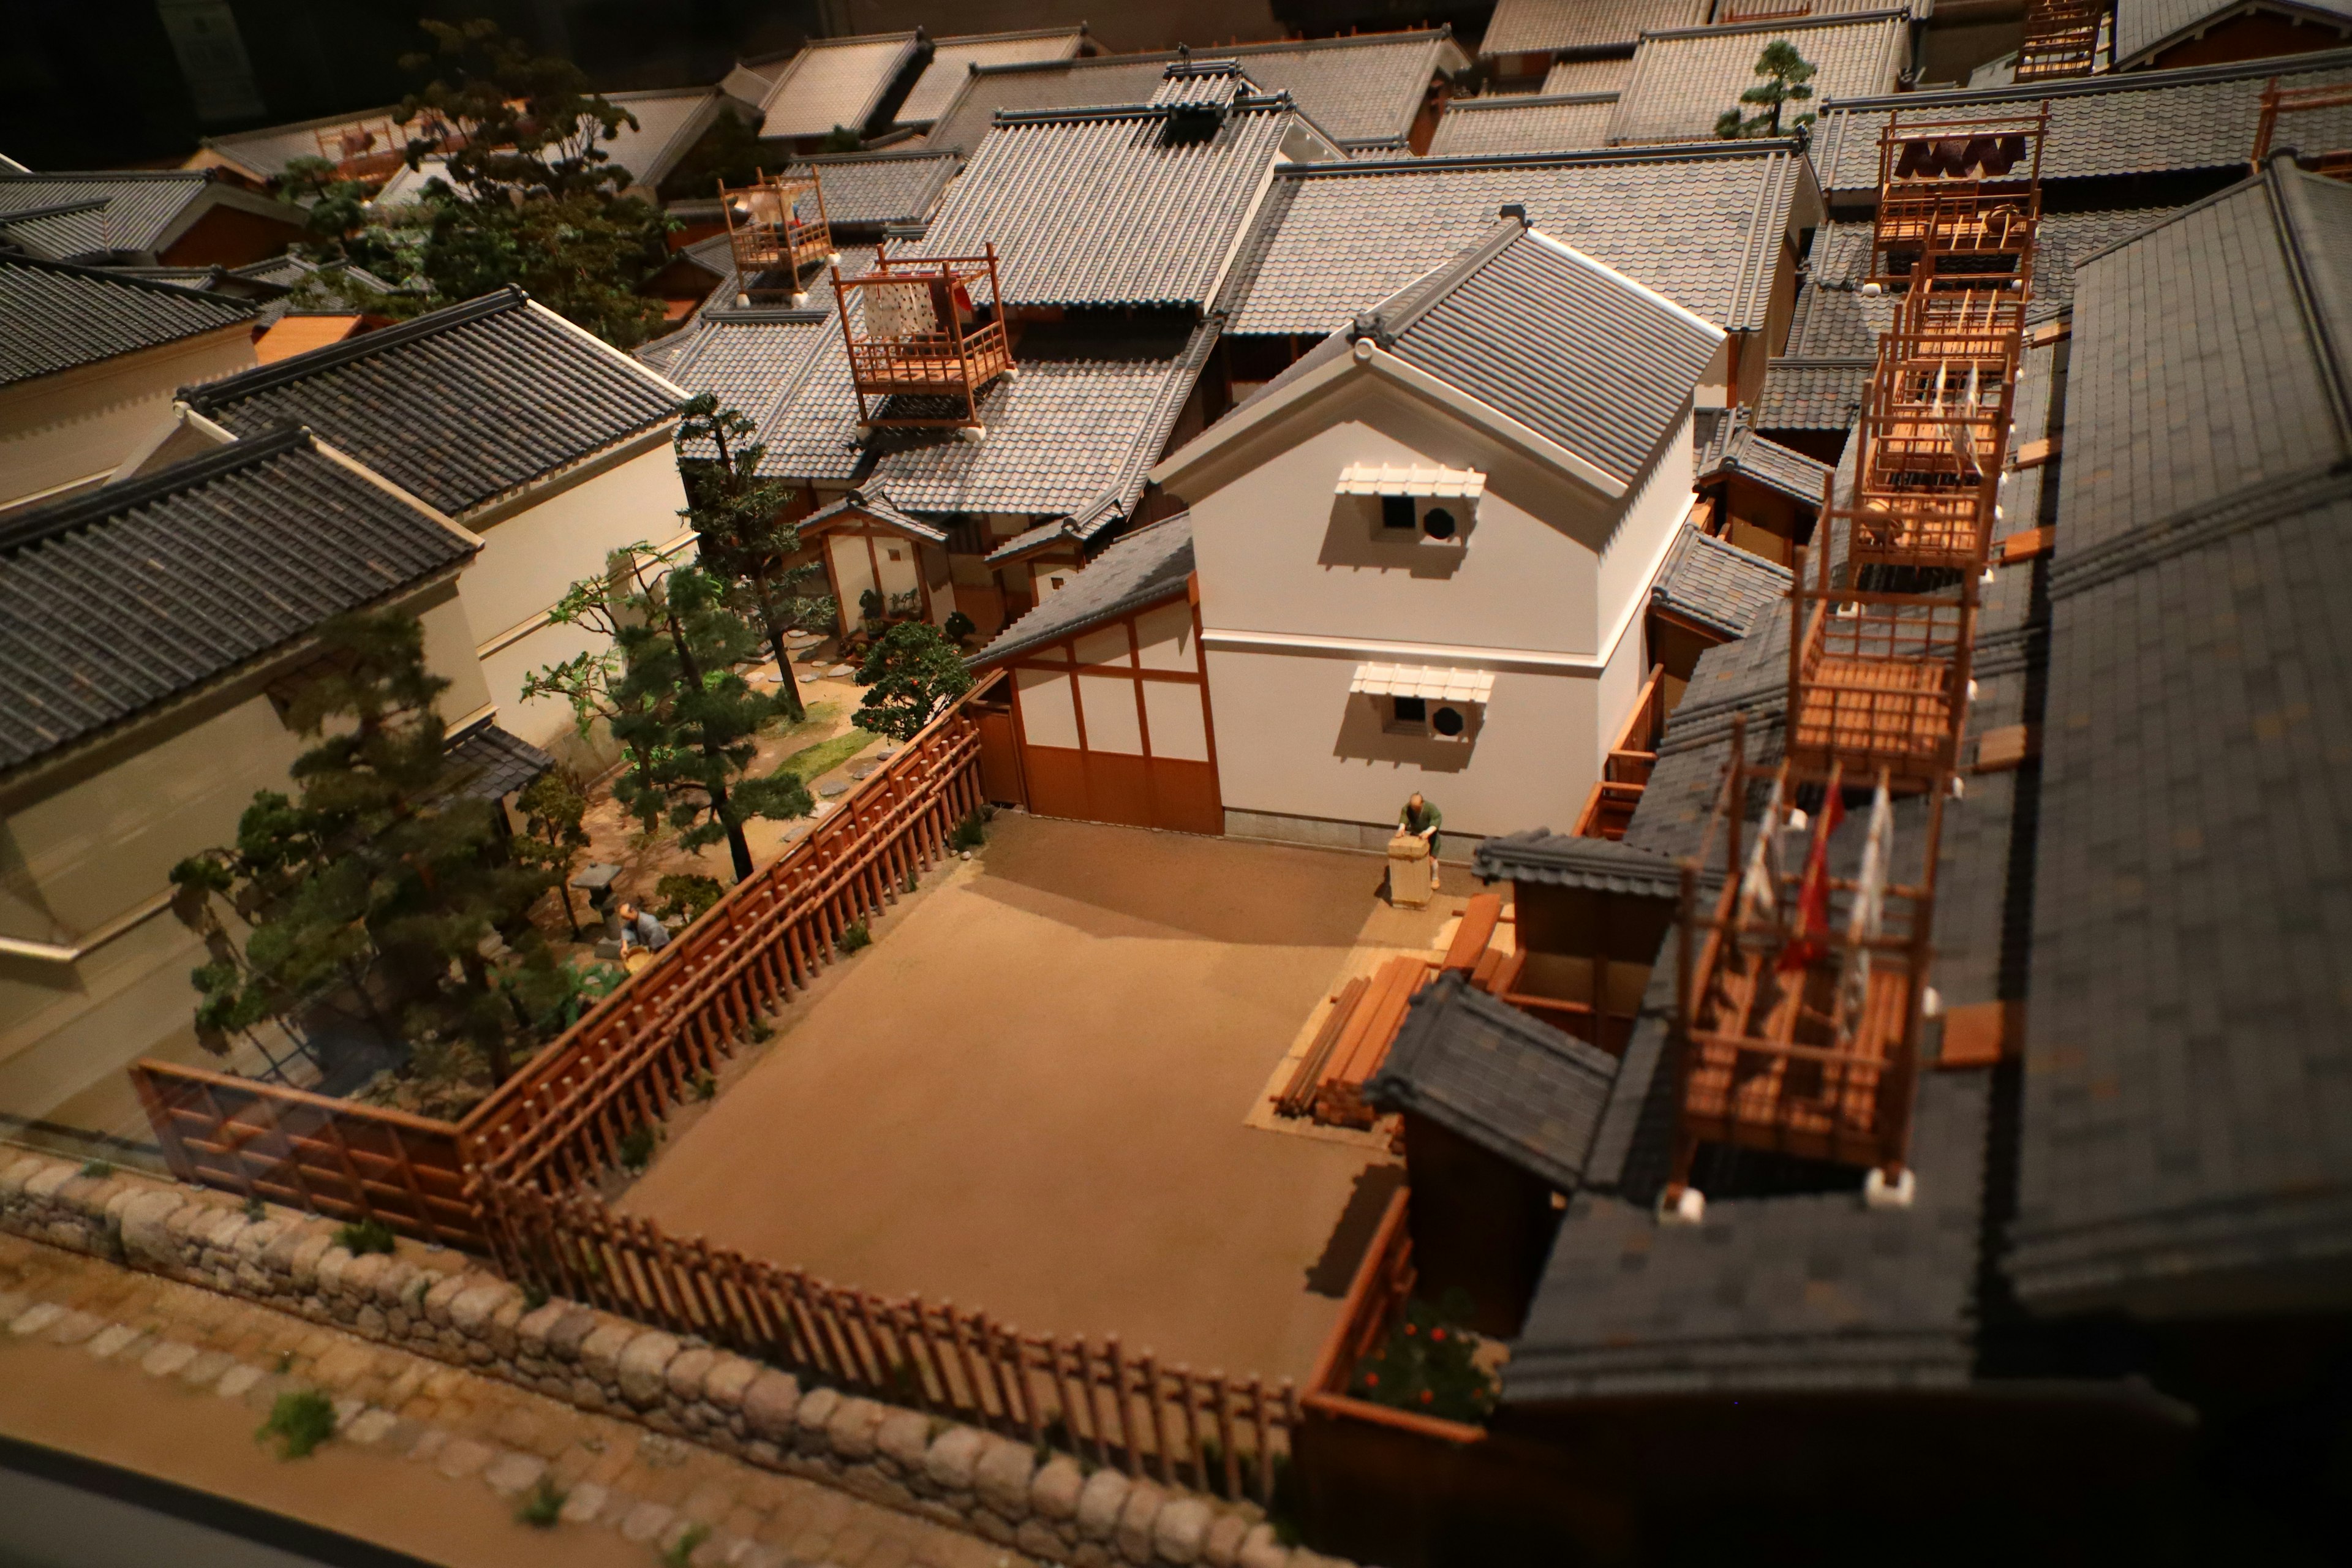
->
[3,5,2351,1563]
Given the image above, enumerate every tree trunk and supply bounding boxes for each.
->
[766,617,806,723]
[714,781,755,882]
[662,595,759,883]
[457,950,513,1087]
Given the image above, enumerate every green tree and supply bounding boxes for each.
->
[608,549,813,881]
[1716,40,1817,140]
[170,612,554,1085]
[416,190,668,347]
[521,564,675,780]
[514,771,590,935]
[674,394,829,723]
[853,622,974,743]
[396,18,643,200]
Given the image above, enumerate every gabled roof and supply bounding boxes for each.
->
[437,722,555,804]
[0,424,475,773]
[1754,353,1872,434]
[1608,11,1912,146]
[908,90,1333,310]
[1483,0,1711,57]
[1650,519,1793,638]
[1366,973,1622,1195]
[2057,159,2352,557]
[0,255,256,389]
[894,28,1091,126]
[1370,219,1724,486]
[1813,48,2352,193]
[1474,829,1684,898]
[595,87,739,190]
[1696,408,1836,505]
[1219,141,1814,337]
[660,303,839,470]
[868,318,1219,517]
[2114,0,2352,68]
[1428,92,1618,156]
[183,288,685,518]
[796,484,948,543]
[921,30,1468,156]
[758,31,925,140]
[785,149,959,229]
[195,105,405,183]
[1544,57,1636,93]
[0,170,292,260]
[970,514,1194,668]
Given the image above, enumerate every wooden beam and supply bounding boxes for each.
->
[2011,434,2060,470]
[1975,723,2041,773]
[2027,318,2071,349]
[1939,1000,2023,1068]
[1999,526,2055,565]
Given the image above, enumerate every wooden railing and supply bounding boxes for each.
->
[1301,1187,1484,1444]
[131,1060,483,1249]
[480,1177,1299,1503]
[843,321,1014,396]
[462,685,993,1191]
[1572,663,1667,840]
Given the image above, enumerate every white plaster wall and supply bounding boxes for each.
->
[0,330,256,511]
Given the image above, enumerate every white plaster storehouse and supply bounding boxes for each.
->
[1148,214,1724,851]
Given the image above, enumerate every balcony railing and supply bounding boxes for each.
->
[1870,108,2049,285]
[832,245,1016,429]
[1572,663,1667,840]
[719,172,833,292]
[1786,590,1973,790]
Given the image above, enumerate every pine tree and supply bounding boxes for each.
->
[607,549,813,881]
[853,622,974,743]
[674,394,831,723]
[521,565,672,780]
[1716,40,1817,140]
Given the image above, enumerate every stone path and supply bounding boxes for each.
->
[0,1229,1030,1568]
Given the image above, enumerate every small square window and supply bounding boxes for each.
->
[1389,695,1427,730]
[1381,494,1416,529]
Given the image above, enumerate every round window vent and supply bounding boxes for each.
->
[1432,704,1466,737]
[1422,507,1458,541]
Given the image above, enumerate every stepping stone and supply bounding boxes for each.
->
[140,1341,196,1378]
[87,1324,142,1360]
[846,761,878,780]
[620,1502,676,1545]
[344,1408,400,1446]
[824,663,856,679]
[483,1452,548,1496]
[215,1363,263,1400]
[9,1303,63,1338]
[559,1482,607,1525]
[818,780,848,799]
[875,748,897,761]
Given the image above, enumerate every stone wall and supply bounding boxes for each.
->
[0,1152,1348,1568]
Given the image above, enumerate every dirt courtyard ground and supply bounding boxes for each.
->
[620,815,1447,1382]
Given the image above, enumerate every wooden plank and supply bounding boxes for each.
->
[1999,525,2055,565]
[1441,893,1501,973]
[1974,723,2041,773]
[2011,434,2059,470]
[1276,976,1366,1117]
[2027,317,2071,348]
[1940,1000,2023,1068]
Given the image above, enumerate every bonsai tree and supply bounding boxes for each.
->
[854,622,974,742]
[673,394,829,723]
[1716,40,1817,139]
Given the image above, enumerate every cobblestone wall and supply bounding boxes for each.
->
[0,1152,1346,1568]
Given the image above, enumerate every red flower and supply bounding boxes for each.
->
[1364,1373,1379,1387]
[1419,1389,1434,1404]
[1430,1329,1446,1343]
[1401,1323,1415,1336]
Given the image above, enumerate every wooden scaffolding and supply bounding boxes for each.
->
[1661,105,2050,1215]
[2252,78,2352,178]
[831,244,1016,430]
[2013,0,2103,82]
[718,170,834,297]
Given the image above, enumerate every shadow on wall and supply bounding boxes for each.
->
[1317,494,1472,581]
[1306,1159,1408,1297]
[1333,693,1481,774]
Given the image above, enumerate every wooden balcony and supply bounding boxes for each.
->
[1870,108,2048,285]
[1572,663,1667,840]
[718,172,833,288]
[833,247,1015,429]
[2014,0,2103,81]
[1786,592,1972,790]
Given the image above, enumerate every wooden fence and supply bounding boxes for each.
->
[459,681,992,1191]
[130,1060,483,1249]
[1302,1186,1486,1446]
[480,1177,1298,1504]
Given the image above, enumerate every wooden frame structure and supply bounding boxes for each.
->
[831,245,1015,429]
[2013,0,2104,82]
[2252,78,2352,175]
[1661,104,2051,1212]
[718,170,834,295]
[1572,662,1667,840]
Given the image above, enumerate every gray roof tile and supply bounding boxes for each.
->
[785,149,960,230]
[1428,92,1618,156]
[0,255,255,388]
[1368,972,1623,1194]
[0,425,475,772]
[758,32,924,140]
[437,722,555,803]
[1474,829,1687,898]
[0,170,222,255]
[1695,407,1835,505]
[970,513,1194,667]
[1543,57,1636,93]
[1651,518,1793,636]
[922,30,1464,155]
[798,484,947,543]
[1754,354,1871,433]
[894,29,1091,126]
[1483,0,1711,56]
[1221,141,1811,336]
[184,288,684,518]
[1608,12,1912,145]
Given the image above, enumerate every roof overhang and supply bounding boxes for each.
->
[2115,0,2352,69]
[797,488,949,543]
[1336,459,1487,498]
[1349,662,1496,701]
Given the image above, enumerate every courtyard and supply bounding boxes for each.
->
[618,814,1457,1382]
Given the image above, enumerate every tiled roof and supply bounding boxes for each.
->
[1543,57,1635,93]
[2013,461,2352,1313]
[198,106,405,182]
[1753,354,1871,432]
[0,171,222,256]
[921,31,1465,155]
[894,28,1091,126]
[437,723,555,804]
[597,88,734,189]
[908,96,1314,310]
[867,318,1219,517]
[0,255,255,389]
[2114,0,2352,67]
[758,32,924,140]
[0,425,474,772]
[1428,92,1618,156]
[1363,219,1724,486]
[1366,973,1622,1195]
[1608,12,1912,145]
[0,199,112,260]
[184,288,685,518]
[970,514,1194,668]
[2056,162,2352,557]
[799,484,947,543]
[785,149,959,229]
[655,304,839,473]
[1813,48,2352,192]
[1482,0,1710,56]
[1473,828,1684,897]
[1649,519,1792,637]
[1695,407,1835,505]
[1221,141,1811,336]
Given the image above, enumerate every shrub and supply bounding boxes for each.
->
[78,1159,113,1178]
[837,921,871,953]
[257,1389,338,1458]
[618,1125,658,1170]
[951,810,986,851]
[662,1523,711,1567]
[1347,1289,1494,1423]
[334,1217,397,1256]
[691,1072,717,1101]
[243,1196,266,1222]
[653,872,724,927]
[521,1281,549,1311]
[517,1476,567,1528]
[943,609,976,647]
